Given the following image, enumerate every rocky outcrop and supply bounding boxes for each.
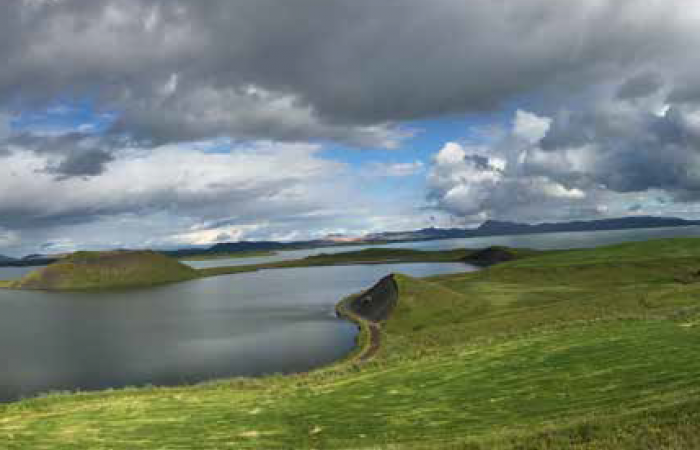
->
[463,246,517,267]
[335,274,399,363]
[346,274,399,323]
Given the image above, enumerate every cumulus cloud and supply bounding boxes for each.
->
[428,84,700,223]
[537,99,700,199]
[0,136,435,254]
[427,136,592,223]
[0,140,343,244]
[514,110,551,144]
[367,161,424,177]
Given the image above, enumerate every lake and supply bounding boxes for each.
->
[0,262,472,403]
[1,225,699,403]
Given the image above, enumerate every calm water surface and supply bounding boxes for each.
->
[0,262,472,402]
[0,265,41,279]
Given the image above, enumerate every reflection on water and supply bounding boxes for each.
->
[0,262,472,402]
[0,266,40,280]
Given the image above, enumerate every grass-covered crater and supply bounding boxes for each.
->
[9,250,199,290]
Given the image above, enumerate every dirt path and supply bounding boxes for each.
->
[337,274,398,363]
[359,323,381,362]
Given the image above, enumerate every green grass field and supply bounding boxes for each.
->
[177,250,277,261]
[0,247,496,288]
[7,251,199,290]
[196,247,495,277]
[3,237,700,448]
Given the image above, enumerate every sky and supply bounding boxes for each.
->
[2,0,700,256]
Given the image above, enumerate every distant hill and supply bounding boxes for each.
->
[473,216,700,236]
[0,257,59,267]
[0,254,15,263]
[162,239,335,258]
[10,250,199,290]
[461,246,519,266]
[368,216,700,241]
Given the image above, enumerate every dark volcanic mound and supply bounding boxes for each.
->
[347,274,399,323]
[11,250,199,290]
[463,246,518,266]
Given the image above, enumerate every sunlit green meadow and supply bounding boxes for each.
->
[3,237,700,448]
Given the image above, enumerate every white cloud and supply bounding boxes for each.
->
[514,110,551,144]
[426,112,599,222]
[435,143,466,165]
[0,138,433,254]
[0,140,341,237]
[0,228,19,247]
[173,225,251,246]
[367,160,424,177]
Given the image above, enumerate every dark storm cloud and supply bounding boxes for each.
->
[616,72,663,100]
[667,80,700,105]
[47,148,115,179]
[9,133,116,178]
[537,105,700,198]
[0,0,695,146]
[426,88,700,223]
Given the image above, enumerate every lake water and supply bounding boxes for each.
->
[0,262,471,403]
[183,225,700,270]
[0,265,41,280]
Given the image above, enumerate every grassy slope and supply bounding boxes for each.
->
[9,251,199,290]
[0,248,471,287]
[3,238,700,448]
[0,247,512,289]
[177,250,276,261]
[197,247,480,277]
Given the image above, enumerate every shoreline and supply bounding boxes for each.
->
[335,274,399,363]
[0,247,474,290]
[0,272,403,403]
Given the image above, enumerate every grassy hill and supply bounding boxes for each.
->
[196,247,531,278]
[9,250,199,290]
[176,250,276,261]
[0,254,15,263]
[3,238,700,448]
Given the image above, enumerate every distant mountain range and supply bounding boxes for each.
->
[159,216,700,258]
[2,216,700,267]
[367,216,700,241]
